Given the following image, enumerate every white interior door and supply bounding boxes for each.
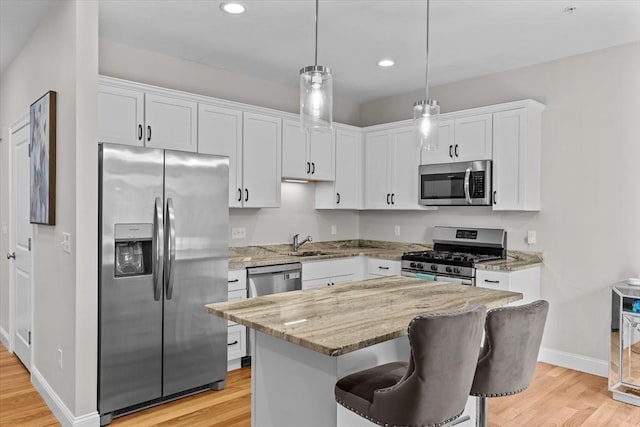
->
[10,116,33,369]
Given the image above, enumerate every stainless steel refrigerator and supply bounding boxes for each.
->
[98,143,229,424]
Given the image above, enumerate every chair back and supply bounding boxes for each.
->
[470,300,549,397]
[369,305,486,426]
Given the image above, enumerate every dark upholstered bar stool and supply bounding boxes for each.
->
[470,300,549,427]
[335,305,487,427]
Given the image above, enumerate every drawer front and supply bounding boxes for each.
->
[227,289,247,326]
[227,324,247,361]
[302,258,357,281]
[228,269,247,292]
[366,258,401,277]
[476,270,510,291]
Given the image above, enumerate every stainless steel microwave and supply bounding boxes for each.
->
[418,160,492,206]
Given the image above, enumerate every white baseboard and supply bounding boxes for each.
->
[539,347,608,378]
[31,365,100,427]
[0,326,11,351]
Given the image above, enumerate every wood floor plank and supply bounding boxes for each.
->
[2,345,640,426]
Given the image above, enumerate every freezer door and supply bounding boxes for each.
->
[98,143,164,413]
[163,150,229,396]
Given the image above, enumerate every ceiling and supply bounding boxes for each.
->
[4,1,640,104]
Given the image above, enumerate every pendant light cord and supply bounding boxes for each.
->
[315,0,319,66]
[425,0,430,101]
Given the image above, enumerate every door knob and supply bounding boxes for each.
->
[7,252,15,260]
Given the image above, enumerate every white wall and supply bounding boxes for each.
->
[0,0,98,419]
[359,41,640,363]
[229,182,359,247]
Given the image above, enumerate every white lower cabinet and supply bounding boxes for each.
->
[227,269,248,370]
[366,258,401,278]
[475,267,540,306]
[302,258,361,290]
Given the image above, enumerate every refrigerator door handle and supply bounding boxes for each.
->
[152,197,164,301]
[165,198,176,300]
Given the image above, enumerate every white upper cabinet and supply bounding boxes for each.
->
[315,126,362,209]
[98,79,197,152]
[282,119,335,181]
[98,85,144,146]
[492,103,544,211]
[242,112,282,208]
[364,126,428,210]
[421,114,492,164]
[199,108,282,208]
[144,93,197,152]
[197,103,243,207]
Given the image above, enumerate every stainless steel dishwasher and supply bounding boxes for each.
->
[246,262,302,298]
[244,263,302,363]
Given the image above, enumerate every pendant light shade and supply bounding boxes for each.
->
[414,0,439,153]
[413,99,440,152]
[300,65,332,131]
[300,0,332,132]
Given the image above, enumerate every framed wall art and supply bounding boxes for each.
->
[30,90,57,225]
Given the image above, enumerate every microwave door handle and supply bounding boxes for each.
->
[152,197,163,301]
[464,168,472,204]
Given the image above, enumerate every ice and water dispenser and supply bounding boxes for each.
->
[114,223,153,277]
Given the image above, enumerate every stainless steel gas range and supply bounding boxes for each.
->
[401,226,507,286]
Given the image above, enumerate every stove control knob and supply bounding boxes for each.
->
[430,265,438,272]
[410,262,416,268]
[454,267,461,274]
[417,263,424,270]
[445,266,452,273]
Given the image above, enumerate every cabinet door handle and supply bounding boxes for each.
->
[138,124,143,140]
[227,340,239,346]
[449,145,453,158]
[228,279,239,283]
[493,190,497,205]
[306,162,311,174]
[386,193,390,205]
[245,188,249,202]
[336,192,340,204]
[484,279,500,284]
[147,125,151,142]
[311,162,315,174]
[454,144,459,157]
[391,193,395,205]
[238,188,242,202]
[378,266,390,270]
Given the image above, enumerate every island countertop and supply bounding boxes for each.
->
[205,276,522,356]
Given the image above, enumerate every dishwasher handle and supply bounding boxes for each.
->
[246,263,302,276]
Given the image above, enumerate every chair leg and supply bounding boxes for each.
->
[476,396,487,427]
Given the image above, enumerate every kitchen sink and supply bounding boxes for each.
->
[287,250,333,257]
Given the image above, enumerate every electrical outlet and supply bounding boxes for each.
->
[57,348,63,370]
[331,225,337,235]
[61,232,71,253]
[394,225,401,236]
[527,230,536,245]
[1,222,7,235]
[231,227,246,239]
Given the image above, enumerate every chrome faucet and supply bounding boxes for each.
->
[292,234,312,252]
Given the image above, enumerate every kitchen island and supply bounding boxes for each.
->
[205,276,522,427]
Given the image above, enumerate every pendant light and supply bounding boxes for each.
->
[413,0,439,153]
[300,0,332,132]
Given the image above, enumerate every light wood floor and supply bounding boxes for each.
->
[1,343,639,426]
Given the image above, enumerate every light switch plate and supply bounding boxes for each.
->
[62,232,71,253]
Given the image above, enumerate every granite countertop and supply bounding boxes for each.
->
[228,239,432,269]
[205,276,522,356]
[228,239,543,272]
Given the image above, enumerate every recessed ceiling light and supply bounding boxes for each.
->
[378,59,395,67]
[563,6,577,14]
[220,2,246,15]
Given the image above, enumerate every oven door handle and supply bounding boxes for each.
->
[464,168,472,204]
